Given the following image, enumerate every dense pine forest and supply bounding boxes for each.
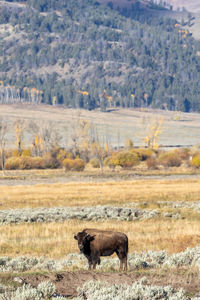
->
[0,0,200,112]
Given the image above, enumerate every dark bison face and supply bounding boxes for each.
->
[74,232,95,252]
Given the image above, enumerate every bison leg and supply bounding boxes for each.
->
[92,256,100,270]
[88,258,93,270]
[122,256,127,271]
[92,262,97,270]
[119,259,123,271]
[116,251,127,271]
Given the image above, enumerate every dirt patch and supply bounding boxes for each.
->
[20,269,200,298]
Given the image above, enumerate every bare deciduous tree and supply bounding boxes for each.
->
[28,120,61,156]
[0,118,8,171]
[14,119,25,155]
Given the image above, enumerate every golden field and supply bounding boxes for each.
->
[0,218,200,258]
[0,177,200,210]
[0,173,200,258]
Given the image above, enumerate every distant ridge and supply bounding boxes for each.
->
[164,0,200,13]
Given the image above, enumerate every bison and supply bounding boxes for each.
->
[74,228,128,271]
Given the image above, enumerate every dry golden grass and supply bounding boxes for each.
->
[0,178,200,210]
[0,175,200,258]
[0,218,200,258]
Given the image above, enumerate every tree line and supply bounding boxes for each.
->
[0,115,200,171]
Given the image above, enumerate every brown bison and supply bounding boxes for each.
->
[74,228,128,271]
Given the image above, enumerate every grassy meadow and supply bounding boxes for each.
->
[1,218,200,258]
[0,172,200,259]
[0,176,200,209]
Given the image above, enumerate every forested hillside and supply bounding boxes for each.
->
[0,0,200,112]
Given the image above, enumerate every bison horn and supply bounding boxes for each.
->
[86,234,95,241]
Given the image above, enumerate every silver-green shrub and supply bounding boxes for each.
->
[37,281,56,298]
[0,205,181,225]
[73,279,187,300]
[1,247,200,273]
[2,284,43,300]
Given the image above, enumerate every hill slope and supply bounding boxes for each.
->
[0,0,200,112]
[166,0,200,13]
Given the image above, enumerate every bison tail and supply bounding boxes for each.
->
[125,236,128,255]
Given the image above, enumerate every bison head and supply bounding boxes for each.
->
[74,231,95,252]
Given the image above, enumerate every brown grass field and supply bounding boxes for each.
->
[0,176,200,209]
[1,218,200,258]
[0,174,200,258]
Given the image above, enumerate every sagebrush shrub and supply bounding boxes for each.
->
[3,284,43,300]
[37,281,56,298]
[158,152,182,167]
[75,280,187,300]
[63,158,85,171]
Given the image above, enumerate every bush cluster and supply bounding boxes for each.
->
[74,279,187,300]
[158,151,182,167]
[0,206,159,225]
[174,148,190,161]
[116,151,140,169]
[0,204,182,225]
[1,279,189,300]
[105,151,140,169]
[134,148,155,161]
[2,146,197,171]
[146,157,158,169]
[63,158,86,171]
[2,281,57,300]
[5,156,45,170]
[0,246,200,273]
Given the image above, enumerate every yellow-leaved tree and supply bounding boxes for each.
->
[144,117,163,150]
